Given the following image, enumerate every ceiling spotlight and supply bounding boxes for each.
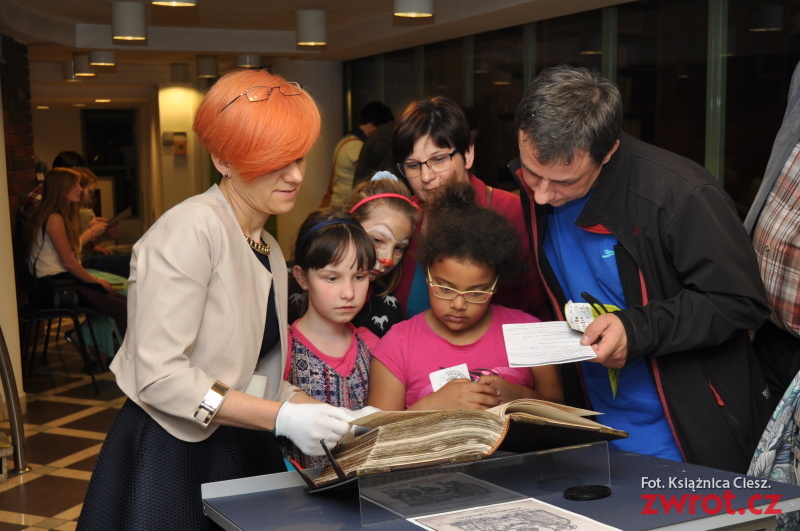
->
[750,4,783,32]
[36,106,50,110]
[579,35,602,55]
[492,68,512,86]
[95,99,112,103]
[112,1,147,41]
[236,54,261,68]
[63,61,80,82]
[196,55,219,78]
[473,60,491,74]
[73,103,86,107]
[296,10,327,46]
[73,53,96,77]
[152,0,196,5]
[394,0,434,18]
[89,50,116,66]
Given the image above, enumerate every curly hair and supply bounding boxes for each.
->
[416,182,522,283]
[345,176,420,296]
[193,69,321,180]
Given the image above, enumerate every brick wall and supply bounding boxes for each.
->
[1,34,35,232]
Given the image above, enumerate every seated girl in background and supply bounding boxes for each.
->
[345,172,421,337]
[283,209,381,468]
[367,182,563,411]
[23,167,127,339]
[75,167,131,279]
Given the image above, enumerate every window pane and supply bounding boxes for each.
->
[473,26,524,189]
[424,39,463,102]
[349,56,380,132]
[725,0,800,216]
[617,0,708,165]
[384,48,418,116]
[538,11,603,71]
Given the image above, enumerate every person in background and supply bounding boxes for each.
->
[390,96,551,321]
[327,102,394,207]
[744,61,800,409]
[510,64,770,473]
[353,117,396,184]
[283,209,380,468]
[22,167,126,340]
[75,166,131,278]
[345,172,421,336]
[53,150,87,169]
[18,150,87,225]
[23,168,116,300]
[367,182,562,411]
[78,69,374,530]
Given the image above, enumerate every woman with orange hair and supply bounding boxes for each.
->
[79,69,373,530]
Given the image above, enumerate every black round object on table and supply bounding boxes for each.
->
[563,485,612,501]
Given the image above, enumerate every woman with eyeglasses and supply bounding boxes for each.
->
[390,96,552,322]
[366,182,563,411]
[79,69,374,531]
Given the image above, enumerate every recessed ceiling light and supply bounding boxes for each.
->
[95,99,112,103]
[73,53,96,77]
[36,106,50,110]
[394,0,434,17]
[112,2,147,40]
[89,50,116,66]
[73,103,87,107]
[152,0,196,5]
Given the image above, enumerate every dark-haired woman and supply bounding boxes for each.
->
[391,96,551,322]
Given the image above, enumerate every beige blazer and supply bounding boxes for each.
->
[111,185,298,442]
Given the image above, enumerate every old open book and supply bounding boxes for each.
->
[300,399,627,489]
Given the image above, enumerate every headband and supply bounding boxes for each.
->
[349,193,421,214]
[296,218,361,254]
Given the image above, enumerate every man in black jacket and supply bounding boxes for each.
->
[510,64,771,473]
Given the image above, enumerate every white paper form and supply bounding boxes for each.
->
[502,322,597,367]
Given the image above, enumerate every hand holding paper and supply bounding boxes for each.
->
[502,322,597,367]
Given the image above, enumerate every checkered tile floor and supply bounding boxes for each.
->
[0,328,122,530]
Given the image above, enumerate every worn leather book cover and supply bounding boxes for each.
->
[300,399,628,489]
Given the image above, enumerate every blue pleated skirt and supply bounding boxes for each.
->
[77,399,286,530]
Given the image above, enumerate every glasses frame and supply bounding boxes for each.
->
[426,267,499,304]
[397,149,459,178]
[218,82,303,114]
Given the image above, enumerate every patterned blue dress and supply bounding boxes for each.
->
[282,327,372,469]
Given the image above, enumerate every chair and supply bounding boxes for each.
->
[13,234,102,395]
[18,305,102,396]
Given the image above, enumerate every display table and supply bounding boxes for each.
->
[202,447,800,530]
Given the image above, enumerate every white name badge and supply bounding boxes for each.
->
[429,363,470,392]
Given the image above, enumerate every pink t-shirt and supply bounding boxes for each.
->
[284,322,380,380]
[372,305,539,408]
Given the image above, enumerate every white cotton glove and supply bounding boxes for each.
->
[337,406,383,444]
[275,401,355,456]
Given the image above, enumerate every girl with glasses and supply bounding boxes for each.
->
[367,182,563,411]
